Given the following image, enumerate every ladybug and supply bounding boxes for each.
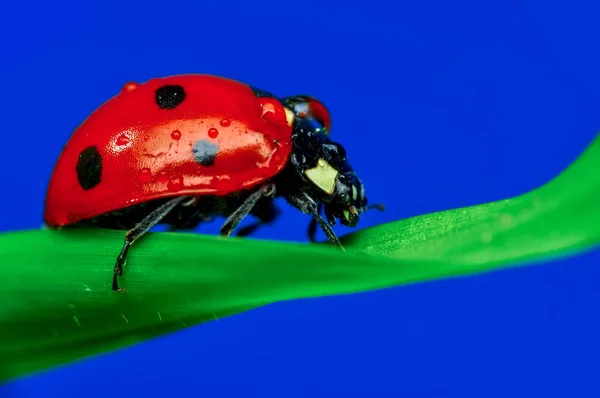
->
[44,74,383,291]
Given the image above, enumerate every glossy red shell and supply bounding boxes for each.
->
[44,74,293,226]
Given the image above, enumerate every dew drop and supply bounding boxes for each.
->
[171,130,182,140]
[138,168,152,182]
[208,128,219,139]
[116,134,130,146]
[261,102,275,117]
[143,135,149,141]
[254,97,287,126]
[157,171,169,183]
[219,118,231,127]
[121,82,138,93]
[167,176,184,192]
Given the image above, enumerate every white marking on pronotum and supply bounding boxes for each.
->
[157,311,163,321]
[304,158,339,194]
[177,317,187,327]
[121,313,129,323]
[73,316,81,327]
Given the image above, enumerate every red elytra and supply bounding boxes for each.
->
[44,74,293,227]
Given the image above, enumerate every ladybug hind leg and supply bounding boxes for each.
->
[220,183,277,237]
[112,195,193,291]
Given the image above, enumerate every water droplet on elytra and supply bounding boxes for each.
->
[254,97,286,126]
[138,168,152,182]
[143,135,149,141]
[167,176,184,192]
[208,128,219,139]
[116,134,130,146]
[171,130,182,140]
[220,119,231,127]
[121,82,138,93]
[157,171,169,183]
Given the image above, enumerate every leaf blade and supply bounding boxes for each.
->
[1,133,599,383]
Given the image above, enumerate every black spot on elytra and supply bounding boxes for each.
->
[76,146,102,190]
[155,85,186,109]
[192,140,219,166]
[250,86,275,98]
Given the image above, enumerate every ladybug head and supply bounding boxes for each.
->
[286,119,378,228]
[282,95,383,229]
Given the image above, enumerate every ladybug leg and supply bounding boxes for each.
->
[307,203,324,242]
[235,201,281,237]
[220,183,277,237]
[112,195,193,291]
[286,193,344,250]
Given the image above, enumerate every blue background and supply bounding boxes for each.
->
[1,1,599,396]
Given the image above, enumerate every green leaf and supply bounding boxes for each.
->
[1,132,599,383]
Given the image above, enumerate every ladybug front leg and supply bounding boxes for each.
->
[219,183,276,237]
[307,203,324,243]
[112,195,193,291]
[286,192,344,250]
